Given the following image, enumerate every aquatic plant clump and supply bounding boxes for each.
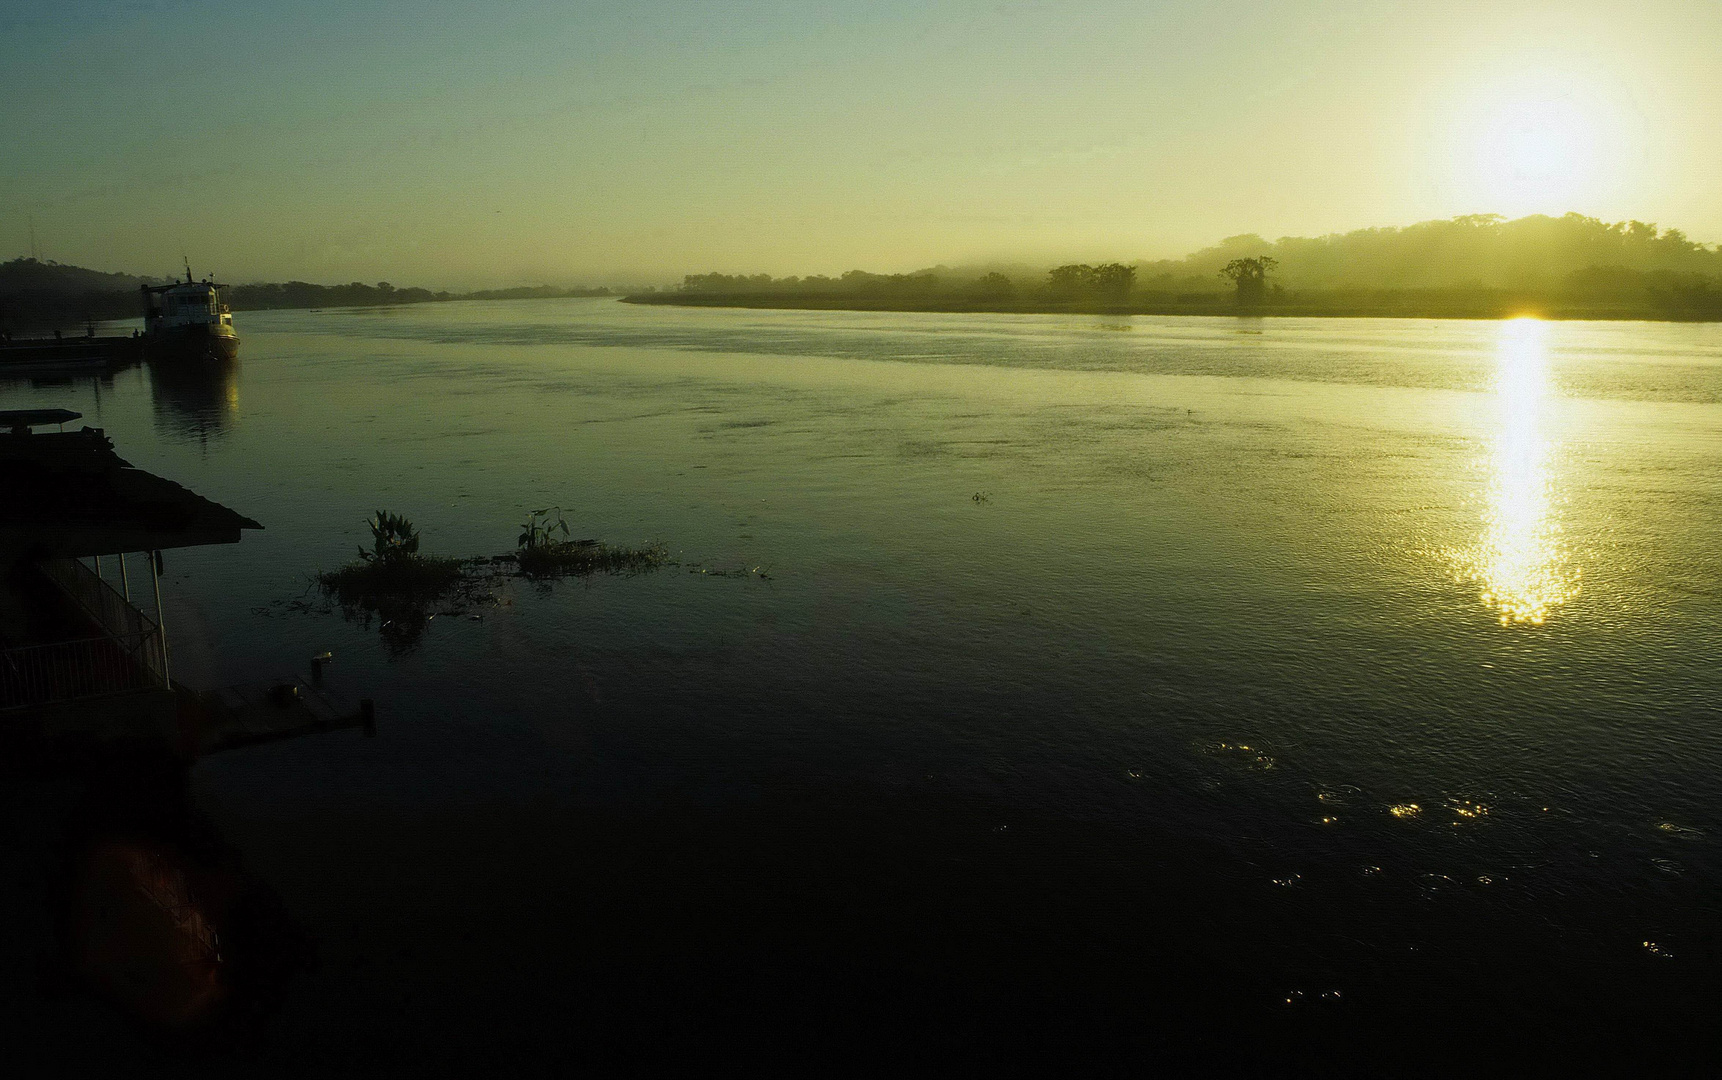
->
[313,508,672,647]
[514,507,669,579]
[317,552,468,608]
[317,511,483,648]
[514,540,670,579]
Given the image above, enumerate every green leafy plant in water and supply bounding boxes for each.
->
[321,510,468,649]
[518,507,571,553]
[359,509,421,566]
[515,505,667,579]
[314,505,670,649]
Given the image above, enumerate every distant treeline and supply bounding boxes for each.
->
[0,258,616,333]
[638,213,1722,321]
[226,280,614,311]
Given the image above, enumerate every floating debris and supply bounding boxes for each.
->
[1388,803,1422,820]
[1642,940,1674,959]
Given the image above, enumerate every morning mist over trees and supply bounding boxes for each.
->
[651,212,1722,319]
[12,211,1721,332]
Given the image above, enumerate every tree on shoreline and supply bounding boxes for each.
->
[1219,256,1279,304]
[1047,263,1136,299]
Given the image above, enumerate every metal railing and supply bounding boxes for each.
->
[37,557,168,684]
[0,632,166,711]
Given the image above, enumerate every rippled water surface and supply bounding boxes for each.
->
[6,299,1720,1068]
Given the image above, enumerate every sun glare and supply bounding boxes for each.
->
[1475,97,1598,217]
[1449,317,1579,625]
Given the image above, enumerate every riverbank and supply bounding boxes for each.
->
[623,289,1720,322]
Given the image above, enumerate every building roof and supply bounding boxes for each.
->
[0,408,83,434]
[0,426,262,561]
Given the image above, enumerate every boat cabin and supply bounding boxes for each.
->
[142,270,234,336]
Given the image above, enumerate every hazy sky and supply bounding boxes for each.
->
[3,0,1719,287]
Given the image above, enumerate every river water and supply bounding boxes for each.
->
[4,300,1720,1071]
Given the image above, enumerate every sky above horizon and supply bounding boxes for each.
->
[3,0,1719,288]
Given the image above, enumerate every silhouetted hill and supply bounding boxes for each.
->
[1151,213,1722,291]
[0,258,159,296]
[0,258,164,332]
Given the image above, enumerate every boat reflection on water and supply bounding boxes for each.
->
[1453,318,1579,624]
[149,357,239,443]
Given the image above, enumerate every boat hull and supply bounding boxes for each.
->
[145,323,239,363]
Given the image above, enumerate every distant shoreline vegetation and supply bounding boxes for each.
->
[627,213,1722,322]
[0,259,628,333]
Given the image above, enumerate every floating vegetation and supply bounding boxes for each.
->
[1388,803,1422,820]
[514,507,670,579]
[684,562,770,580]
[314,507,670,648]
[1642,940,1674,959]
[317,511,477,647]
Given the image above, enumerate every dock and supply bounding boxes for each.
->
[194,678,375,754]
[0,335,142,371]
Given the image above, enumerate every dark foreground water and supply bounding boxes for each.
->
[3,300,1720,1073]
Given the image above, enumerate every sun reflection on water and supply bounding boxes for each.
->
[1453,318,1578,625]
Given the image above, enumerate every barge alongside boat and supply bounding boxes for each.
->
[0,328,142,372]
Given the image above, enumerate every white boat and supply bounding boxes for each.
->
[141,262,239,361]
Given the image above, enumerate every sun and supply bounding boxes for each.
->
[1471,95,1601,217]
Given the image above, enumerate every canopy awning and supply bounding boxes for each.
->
[0,426,262,562]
